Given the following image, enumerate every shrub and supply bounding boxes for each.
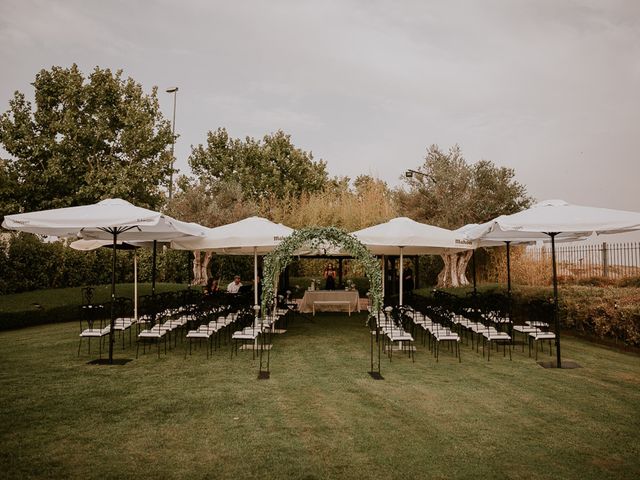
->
[0,233,192,295]
[413,284,640,346]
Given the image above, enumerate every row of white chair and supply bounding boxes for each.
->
[411,310,461,362]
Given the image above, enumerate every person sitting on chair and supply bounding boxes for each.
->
[227,275,242,294]
[323,263,336,290]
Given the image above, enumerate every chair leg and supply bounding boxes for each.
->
[78,338,82,357]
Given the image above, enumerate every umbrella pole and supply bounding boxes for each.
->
[505,241,512,319]
[108,231,118,364]
[506,241,512,295]
[472,249,477,296]
[381,255,385,303]
[152,240,157,324]
[187,250,192,287]
[399,248,404,306]
[134,250,138,322]
[550,233,561,367]
[254,247,258,308]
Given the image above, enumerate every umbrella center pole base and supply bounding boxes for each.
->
[537,360,582,369]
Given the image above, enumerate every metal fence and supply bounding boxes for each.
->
[526,242,640,279]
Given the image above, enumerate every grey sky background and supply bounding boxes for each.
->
[1,0,639,214]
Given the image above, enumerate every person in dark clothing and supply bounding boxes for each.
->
[403,266,414,296]
[324,263,336,290]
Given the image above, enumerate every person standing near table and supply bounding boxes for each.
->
[323,263,336,290]
[227,275,242,294]
[403,266,414,296]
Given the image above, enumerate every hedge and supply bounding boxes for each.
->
[413,284,640,347]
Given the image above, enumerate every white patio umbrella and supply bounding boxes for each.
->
[457,222,586,295]
[2,198,207,363]
[352,217,473,305]
[171,216,293,306]
[467,199,640,367]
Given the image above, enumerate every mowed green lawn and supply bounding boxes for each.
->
[0,313,639,479]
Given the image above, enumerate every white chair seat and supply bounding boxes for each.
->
[513,325,539,333]
[138,329,165,339]
[186,331,211,339]
[530,331,556,340]
[80,328,108,337]
[232,331,259,340]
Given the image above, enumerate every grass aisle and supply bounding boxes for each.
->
[0,313,639,479]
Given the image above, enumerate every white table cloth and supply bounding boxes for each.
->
[299,290,360,314]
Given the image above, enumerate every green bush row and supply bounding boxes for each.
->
[0,233,193,295]
[414,284,640,346]
[0,233,265,296]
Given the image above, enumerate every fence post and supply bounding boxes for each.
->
[602,242,608,278]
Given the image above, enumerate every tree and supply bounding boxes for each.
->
[189,128,328,201]
[397,144,532,287]
[0,64,173,214]
[0,158,20,220]
[165,178,258,284]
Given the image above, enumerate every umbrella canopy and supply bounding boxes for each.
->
[351,217,472,255]
[2,198,206,241]
[467,199,640,367]
[69,239,141,250]
[352,217,473,305]
[2,198,207,363]
[171,216,293,254]
[171,216,293,307]
[466,199,640,240]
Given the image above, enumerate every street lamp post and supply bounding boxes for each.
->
[166,87,178,200]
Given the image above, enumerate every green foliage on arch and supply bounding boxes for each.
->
[262,227,382,314]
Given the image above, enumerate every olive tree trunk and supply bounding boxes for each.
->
[192,250,214,285]
[437,251,473,288]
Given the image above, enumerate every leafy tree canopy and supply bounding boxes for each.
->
[397,144,533,229]
[189,128,328,201]
[166,176,257,228]
[0,64,173,216]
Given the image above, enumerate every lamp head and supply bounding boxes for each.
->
[166,87,178,93]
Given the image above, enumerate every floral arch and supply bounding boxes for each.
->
[262,227,383,314]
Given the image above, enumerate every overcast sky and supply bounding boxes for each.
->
[1,0,639,212]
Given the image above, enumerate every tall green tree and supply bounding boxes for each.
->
[397,144,532,287]
[189,128,328,201]
[165,177,259,285]
[397,144,532,228]
[0,64,174,215]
